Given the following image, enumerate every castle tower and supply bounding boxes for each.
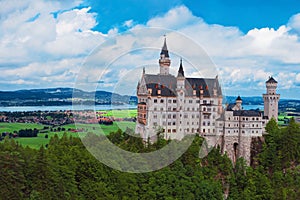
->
[263,77,280,121]
[159,36,171,75]
[235,96,242,110]
[176,59,185,136]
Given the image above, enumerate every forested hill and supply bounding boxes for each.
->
[0,119,299,199]
[0,88,137,106]
[0,88,299,110]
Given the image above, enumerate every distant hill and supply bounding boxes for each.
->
[0,88,299,111]
[0,88,137,106]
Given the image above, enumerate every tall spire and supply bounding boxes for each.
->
[160,35,169,58]
[159,35,171,75]
[177,58,184,77]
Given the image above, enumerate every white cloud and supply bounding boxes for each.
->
[123,19,134,28]
[0,3,299,98]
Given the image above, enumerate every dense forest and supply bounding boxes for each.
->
[0,119,299,200]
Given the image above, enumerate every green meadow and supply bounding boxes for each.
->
[97,109,137,118]
[1,121,136,149]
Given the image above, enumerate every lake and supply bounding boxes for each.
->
[0,104,137,112]
[0,104,264,112]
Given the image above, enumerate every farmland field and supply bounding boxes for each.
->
[97,109,137,118]
[1,121,136,149]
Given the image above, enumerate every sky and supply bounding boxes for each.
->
[0,0,300,99]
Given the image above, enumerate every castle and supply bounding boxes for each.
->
[135,38,280,165]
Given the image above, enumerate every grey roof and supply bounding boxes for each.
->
[236,96,242,101]
[266,77,277,83]
[160,38,169,58]
[233,110,261,117]
[143,74,222,97]
[177,59,184,77]
[226,103,236,111]
[144,74,177,96]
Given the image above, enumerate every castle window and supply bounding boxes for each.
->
[210,100,214,104]
[256,124,259,127]
[168,99,172,103]
[203,107,206,111]
[256,118,259,120]
[173,108,176,111]
[173,114,176,119]
[187,107,190,111]
[189,100,193,103]
[242,131,245,133]
[203,122,206,126]
[208,122,210,126]
[168,114,171,119]
[192,107,195,111]
[168,107,171,111]
[172,129,176,133]
[154,107,157,111]
[213,108,216,112]
[173,100,177,103]
[184,114,188,118]
[192,114,194,118]
[196,100,200,103]
[160,99,164,103]
[203,129,205,133]
[203,100,207,104]
[154,99,157,103]
[160,108,163,111]
[172,122,176,125]
[187,128,190,132]
[168,129,171,133]
[168,122,171,125]
[187,122,189,125]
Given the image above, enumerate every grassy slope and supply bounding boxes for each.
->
[1,121,136,149]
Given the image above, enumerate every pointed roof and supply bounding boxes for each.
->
[236,95,242,101]
[266,76,277,83]
[160,36,169,58]
[177,58,184,77]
